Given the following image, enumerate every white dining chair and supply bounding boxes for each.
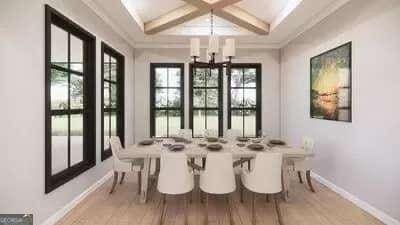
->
[241,152,284,225]
[157,151,194,225]
[178,129,193,139]
[293,137,315,192]
[203,129,218,138]
[200,152,236,225]
[109,136,143,194]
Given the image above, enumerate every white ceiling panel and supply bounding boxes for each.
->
[235,0,290,22]
[132,0,185,22]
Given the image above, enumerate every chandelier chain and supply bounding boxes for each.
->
[210,10,214,35]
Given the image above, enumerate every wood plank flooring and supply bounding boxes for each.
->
[56,174,383,225]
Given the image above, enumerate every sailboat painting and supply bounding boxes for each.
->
[310,42,352,122]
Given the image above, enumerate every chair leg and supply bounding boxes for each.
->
[297,171,303,184]
[159,194,167,225]
[273,194,284,225]
[137,171,142,195]
[184,194,189,225]
[240,180,244,203]
[109,172,118,194]
[227,195,234,225]
[306,170,316,193]
[200,190,204,204]
[204,193,208,225]
[120,172,126,185]
[265,194,270,203]
[251,192,256,225]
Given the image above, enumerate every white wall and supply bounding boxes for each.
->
[281,0,400,221]
[0,0,134,224]
[133,48,281,141]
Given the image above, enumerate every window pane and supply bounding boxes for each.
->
[103,53,110,80]
[168,68,181,87]
[244,68,256,87]
[110,57,117,81]
[155,89,168,108]
[111,111,117,137]
[70,114,83,166]
[168,89,181,107]
[231,110,243,135]
[206,110,219,131]
[104,111,110,150]
[70,35,83,72]
[155,110,167,137]
[70,74,83,109]
[193,89,205,108]
[51,69,68,110]
[244,110,256,137]
[103,82,110,108]
[155,68,168,87]
[51,24,68,68]
[168,110,181,136]
[206,68,219,87]
[230,68,243,87]
[231,89,243,108]
[110,83,117,108]
[206,89,218,108]
[51,115,68,175]
[244,89,256,108]
[193,68,205,87]
[193,110,205,137]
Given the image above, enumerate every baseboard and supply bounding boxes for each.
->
[41,171,113,225]
[311,172,399,225]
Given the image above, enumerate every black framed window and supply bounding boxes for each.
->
[101,42,125,161]
[150,63,184,137]
[227,64,261,137]
[189,64,223,137]
[45,5,96,193]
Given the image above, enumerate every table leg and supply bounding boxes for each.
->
[281,159,290,202]
[140,158,151,203]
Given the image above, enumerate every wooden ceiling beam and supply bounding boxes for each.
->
[144,0,269,35]
[215,5,269,35]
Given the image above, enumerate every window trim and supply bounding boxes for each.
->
[189,64,224,137]
[101,42,125,161]
[150,63,185,137]
[45,5,96,193]
[227,63,262,137]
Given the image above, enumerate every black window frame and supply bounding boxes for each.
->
[45,5,96,193]
[227,63,262,137]
[101,42,125,161]
[150,63,185,138]
[189,64,223,137]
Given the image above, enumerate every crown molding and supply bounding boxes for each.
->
[133,42,281,49]
[80,0,136,48]
[279,0,352,48]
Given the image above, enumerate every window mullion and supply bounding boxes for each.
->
[67,32,71,168]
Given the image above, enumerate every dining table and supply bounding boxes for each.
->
[120,139,313,203]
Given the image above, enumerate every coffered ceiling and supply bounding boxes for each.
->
[81,0,351,48]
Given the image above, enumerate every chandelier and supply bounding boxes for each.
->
[189,10,236,69]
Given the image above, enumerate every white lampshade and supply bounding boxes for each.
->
[190,38,200,57]
[224,38,235,57]
[222,45,228,61]
[208,35,219,54]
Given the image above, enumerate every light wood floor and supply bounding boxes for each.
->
[56,174,383,225]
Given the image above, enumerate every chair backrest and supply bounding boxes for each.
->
[157,151,194,194]
[178,129,193,139]
[247,152,283,194]
[200,152,236,194]
[225,129,241,141]
[203,129,218,138]
[302,137,314,153]
[110,136,131,172]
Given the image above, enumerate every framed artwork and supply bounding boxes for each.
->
[310,42,352,122]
